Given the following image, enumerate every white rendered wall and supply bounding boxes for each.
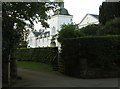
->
[36,37,51,48]
[50,15,73,35]
[78,15,99,29]
[27,32,37,48]
[49,15,73,48]
[29,38,37,48]
[57,15,73,32]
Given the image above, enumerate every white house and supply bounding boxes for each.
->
[27,30,51,48]
[78,13,99,29]
[27,3,99,48]
[27,2,73,48]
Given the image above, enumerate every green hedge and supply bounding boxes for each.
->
[61,35,120,78]
[15,47,58,64]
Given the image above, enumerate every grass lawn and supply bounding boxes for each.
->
[17,61,53,73]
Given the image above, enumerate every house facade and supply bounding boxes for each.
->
[27,2,73,48]
[27,30,51,48]
[78,13,99,29]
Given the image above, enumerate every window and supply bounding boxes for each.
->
[70,18,72,22]
[30,38,32,45]
[47,37,49,41]
[45,31,50,37]
[52,26,56,35]
[42,38,44,42]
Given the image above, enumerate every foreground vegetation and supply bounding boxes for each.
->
[60,35,120,78]
[57,16,120,78]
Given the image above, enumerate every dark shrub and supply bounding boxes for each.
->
[15,47,58,65]
[98,17,120,35]
[60,35,120,78]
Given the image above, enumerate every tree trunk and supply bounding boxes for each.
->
[10,52,17,80]
[2,53,10,87]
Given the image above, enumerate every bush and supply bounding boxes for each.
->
[98,17,120,35]
[99,2,120,25]
[61,35,120,78]
[58,22,120,44]
[79,24,101,36]
[15,47,58,64]
[57,23,83,43]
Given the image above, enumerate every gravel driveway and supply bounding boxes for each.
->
[11,68,119,87]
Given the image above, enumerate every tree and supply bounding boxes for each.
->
[79,24,101,36]
[99,2,120,25]
[2,2,52,86]
[57,23,82,43]
[98,17,120,35]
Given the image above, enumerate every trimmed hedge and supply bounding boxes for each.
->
[15,47,58,64]
[61,35,120,78]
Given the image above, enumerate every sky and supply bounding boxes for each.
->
[34,0,106,30]
[63,0,105,23]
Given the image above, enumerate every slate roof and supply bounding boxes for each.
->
[89,14,99,19]
[32,31,50,37]
[32,31,42,37]
[54,8,70,15]
[79,13,99,25]
[54,2,70,15]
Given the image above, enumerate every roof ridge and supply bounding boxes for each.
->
[89,14,99,19]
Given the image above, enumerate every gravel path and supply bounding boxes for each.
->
[12,68,119,87]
